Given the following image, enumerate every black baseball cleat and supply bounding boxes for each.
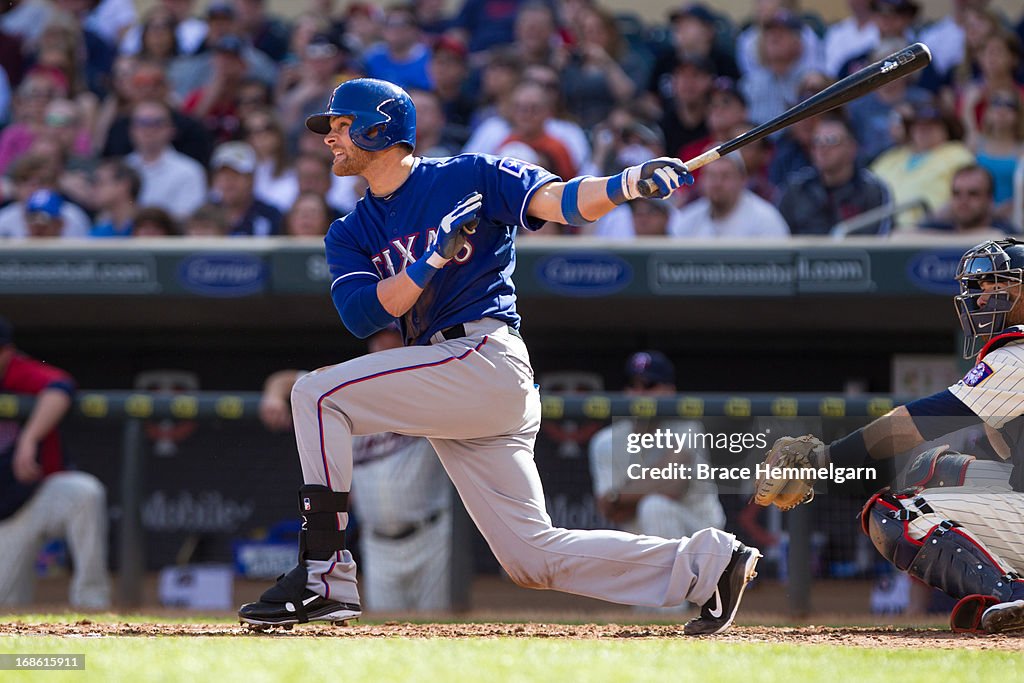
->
[238,565,361,627]
[683,542,761,636]
[981,599,1024,634]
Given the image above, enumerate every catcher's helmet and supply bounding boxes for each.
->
[305,78,416,152]
[954,238,1024,358]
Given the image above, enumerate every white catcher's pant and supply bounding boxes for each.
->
[0,471,111,608]
[360,508,451,612]
[290,319,735,608]
[900,460,1024,573]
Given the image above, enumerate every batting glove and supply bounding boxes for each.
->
[428,192,482,266]
[610,158,694,203]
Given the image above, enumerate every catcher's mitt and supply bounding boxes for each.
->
[752,435,824,510]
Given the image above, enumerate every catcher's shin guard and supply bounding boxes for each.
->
[862,490,1018,603]
[239,485,359,626]
[898,445,974,491]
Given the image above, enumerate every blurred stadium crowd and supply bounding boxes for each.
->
[0,0,1021,240]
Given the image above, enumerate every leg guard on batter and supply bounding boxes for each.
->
[238,485,359,626]
[297,485,349,562]
[862,490,1019,602]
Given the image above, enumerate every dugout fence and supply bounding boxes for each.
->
[1,390,908,614]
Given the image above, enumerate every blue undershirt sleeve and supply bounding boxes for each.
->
[331,278,395,339]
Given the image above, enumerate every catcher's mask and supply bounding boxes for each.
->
[954,238,1024,359]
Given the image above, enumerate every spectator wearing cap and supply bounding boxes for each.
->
[118,0,208,57]
[125,99,208,220]
[585,106,665,178]
[428,36,474,139]
[181,34,249,143]
[22,189,64,238]
[870,102,976,228]
[659,53,714,160]
[648,4,739,107]
[777,115,893,236]
[672,151,790,238]
[915,164,1019,236]
[99,58,214,166]
[736,0,823,77]
[89,158,142,238]
[362,5,433,92]
[589,196,685,239]
[588,351,726,555]
[739,10,814,127]
[165,5,277,101]
[209,140,283,236]
[234,0,291,63]
[677,77,749,180]
[823,0,879,78]
[558,4,645,130]
[0,315,111,609]
[0,153,91,238]
[339,2,384,54]
[276,33,345,153]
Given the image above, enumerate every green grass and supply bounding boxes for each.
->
[0,636,1021,683]
[2,615,1022,683]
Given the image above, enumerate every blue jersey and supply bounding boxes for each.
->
[325,154,559,345]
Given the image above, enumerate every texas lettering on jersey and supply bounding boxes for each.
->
[325,154,559,345]
[369,229,473,279]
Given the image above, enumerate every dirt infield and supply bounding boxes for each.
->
[1,620,1022,649]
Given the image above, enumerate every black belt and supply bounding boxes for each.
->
[437,322,523,342]
[371,510,444,541]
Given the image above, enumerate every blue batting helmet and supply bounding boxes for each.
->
[305,78,416,152]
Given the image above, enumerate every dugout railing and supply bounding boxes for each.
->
[0,390,909,613]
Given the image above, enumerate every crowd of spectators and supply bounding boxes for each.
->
[0,0,1022,240]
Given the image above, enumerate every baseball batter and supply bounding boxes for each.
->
[755,238,1024,634]
[239,78,760,635]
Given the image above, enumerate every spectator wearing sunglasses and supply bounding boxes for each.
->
[777,115,892,236]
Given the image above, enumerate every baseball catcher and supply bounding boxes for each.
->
[755,238,1024,634]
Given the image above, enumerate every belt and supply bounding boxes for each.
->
[434,322,523,344]
[371,509,444,541]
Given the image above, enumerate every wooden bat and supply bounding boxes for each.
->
[637,42,932,195]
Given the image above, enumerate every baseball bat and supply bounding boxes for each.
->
[637,42,932,196]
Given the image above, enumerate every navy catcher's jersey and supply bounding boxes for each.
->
[325,154,558,345]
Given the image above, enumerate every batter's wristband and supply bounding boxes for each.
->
[406,255,441,288]
[606,173,627,205]
[560,175,593,225]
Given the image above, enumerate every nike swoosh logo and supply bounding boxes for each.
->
[303,595,319,606]
[978,322,992,329]
[285,595,321,612]
[708,588,723,618]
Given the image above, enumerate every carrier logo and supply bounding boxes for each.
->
[907,250,962,295]
[177,254,266,297]
[535,253,633,296]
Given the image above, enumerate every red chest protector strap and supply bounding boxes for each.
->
[978,326,1024,360]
